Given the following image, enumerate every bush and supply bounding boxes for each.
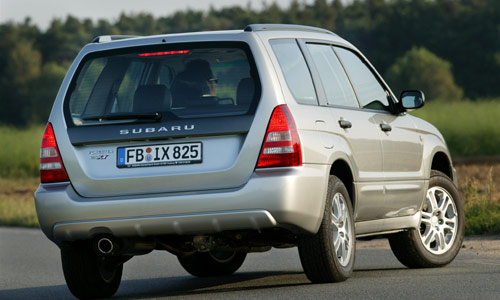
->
[385,47,463,101]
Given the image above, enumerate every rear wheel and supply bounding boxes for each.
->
[61,242,123,300]
[178,251,247,277]
[389,170,465,268]
[298,175,355,283]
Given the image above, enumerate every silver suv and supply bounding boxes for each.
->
[35,24,464,299]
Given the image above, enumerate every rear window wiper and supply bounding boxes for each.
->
[82,112,162,122]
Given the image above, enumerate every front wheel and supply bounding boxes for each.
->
[389,170,465,268]
[61,242,123,300]
[298,175,355,283]
[178,251,247,277]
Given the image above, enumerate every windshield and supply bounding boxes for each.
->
[66,42,260,126]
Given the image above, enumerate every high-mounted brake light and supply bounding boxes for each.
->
[256,105,302,168]
[40,123,69,183]
[138,50,190,57]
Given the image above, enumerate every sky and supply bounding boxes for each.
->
[0,0,320,30]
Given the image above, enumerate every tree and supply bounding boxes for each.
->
[30,62,68,124]
[385,47,463,101]
[39,16,92,64]
[2,0,500,127]
[0,38,42,126]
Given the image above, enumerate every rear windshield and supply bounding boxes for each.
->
[65,42,260,126]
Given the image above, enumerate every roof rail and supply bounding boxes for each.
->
[91,35,138,43]
[243,24,336,36]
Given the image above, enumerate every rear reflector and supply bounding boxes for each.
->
[40,123,70,183]
[256,105,302,168]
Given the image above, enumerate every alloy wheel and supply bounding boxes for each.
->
[331,192,353,267]
[419,187,458,255]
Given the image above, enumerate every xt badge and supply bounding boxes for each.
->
[89,150,113,160]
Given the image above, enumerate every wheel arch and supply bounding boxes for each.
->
[329,159,355,211]
[431,151,453,181]
[420,131,456,185]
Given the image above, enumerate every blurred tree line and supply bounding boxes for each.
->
[1,0,499,126]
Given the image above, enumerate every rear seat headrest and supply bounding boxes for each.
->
[236,78,255,106]
[133,84,172,113]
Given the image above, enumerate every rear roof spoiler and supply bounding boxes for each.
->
[91,35,138,43]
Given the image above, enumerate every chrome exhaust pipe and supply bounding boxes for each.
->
[97,237,115,255]
[94,235,154,256]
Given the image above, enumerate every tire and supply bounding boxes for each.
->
[389,170,465,268]
[61,242,123,300]
[298,175,355,283]
[178,251,247,277]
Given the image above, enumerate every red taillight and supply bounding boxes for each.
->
[138,50,190,57]
[256,105,302,168]
[40,123,69,183]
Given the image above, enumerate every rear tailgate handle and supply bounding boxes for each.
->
[380,123,392,132]
[338,120,352,129]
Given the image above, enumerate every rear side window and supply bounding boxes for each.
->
[66,42,260,126]
[270,39,318,105]
[70,58,106,115]
[334,47,390,111]
[306,44,359,108]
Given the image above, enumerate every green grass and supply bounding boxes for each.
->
[0,125,44,178]
[465,203,500,235]
[412,100,500,157]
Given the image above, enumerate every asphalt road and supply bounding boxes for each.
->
[1,227,499,300]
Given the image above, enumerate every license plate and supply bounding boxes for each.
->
[117,142,202,168]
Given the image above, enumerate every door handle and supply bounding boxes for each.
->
[338,120,352,129]
[380,123,392,132]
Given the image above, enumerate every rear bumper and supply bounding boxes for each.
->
[35,164,329,243]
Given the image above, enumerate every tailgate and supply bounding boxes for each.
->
[58,41,263,197]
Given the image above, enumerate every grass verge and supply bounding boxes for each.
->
[458,163,500,235]
[0,177,39,227]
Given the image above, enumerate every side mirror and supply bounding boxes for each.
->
[400,90,425,112]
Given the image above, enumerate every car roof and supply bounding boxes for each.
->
[88,23,350,48]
